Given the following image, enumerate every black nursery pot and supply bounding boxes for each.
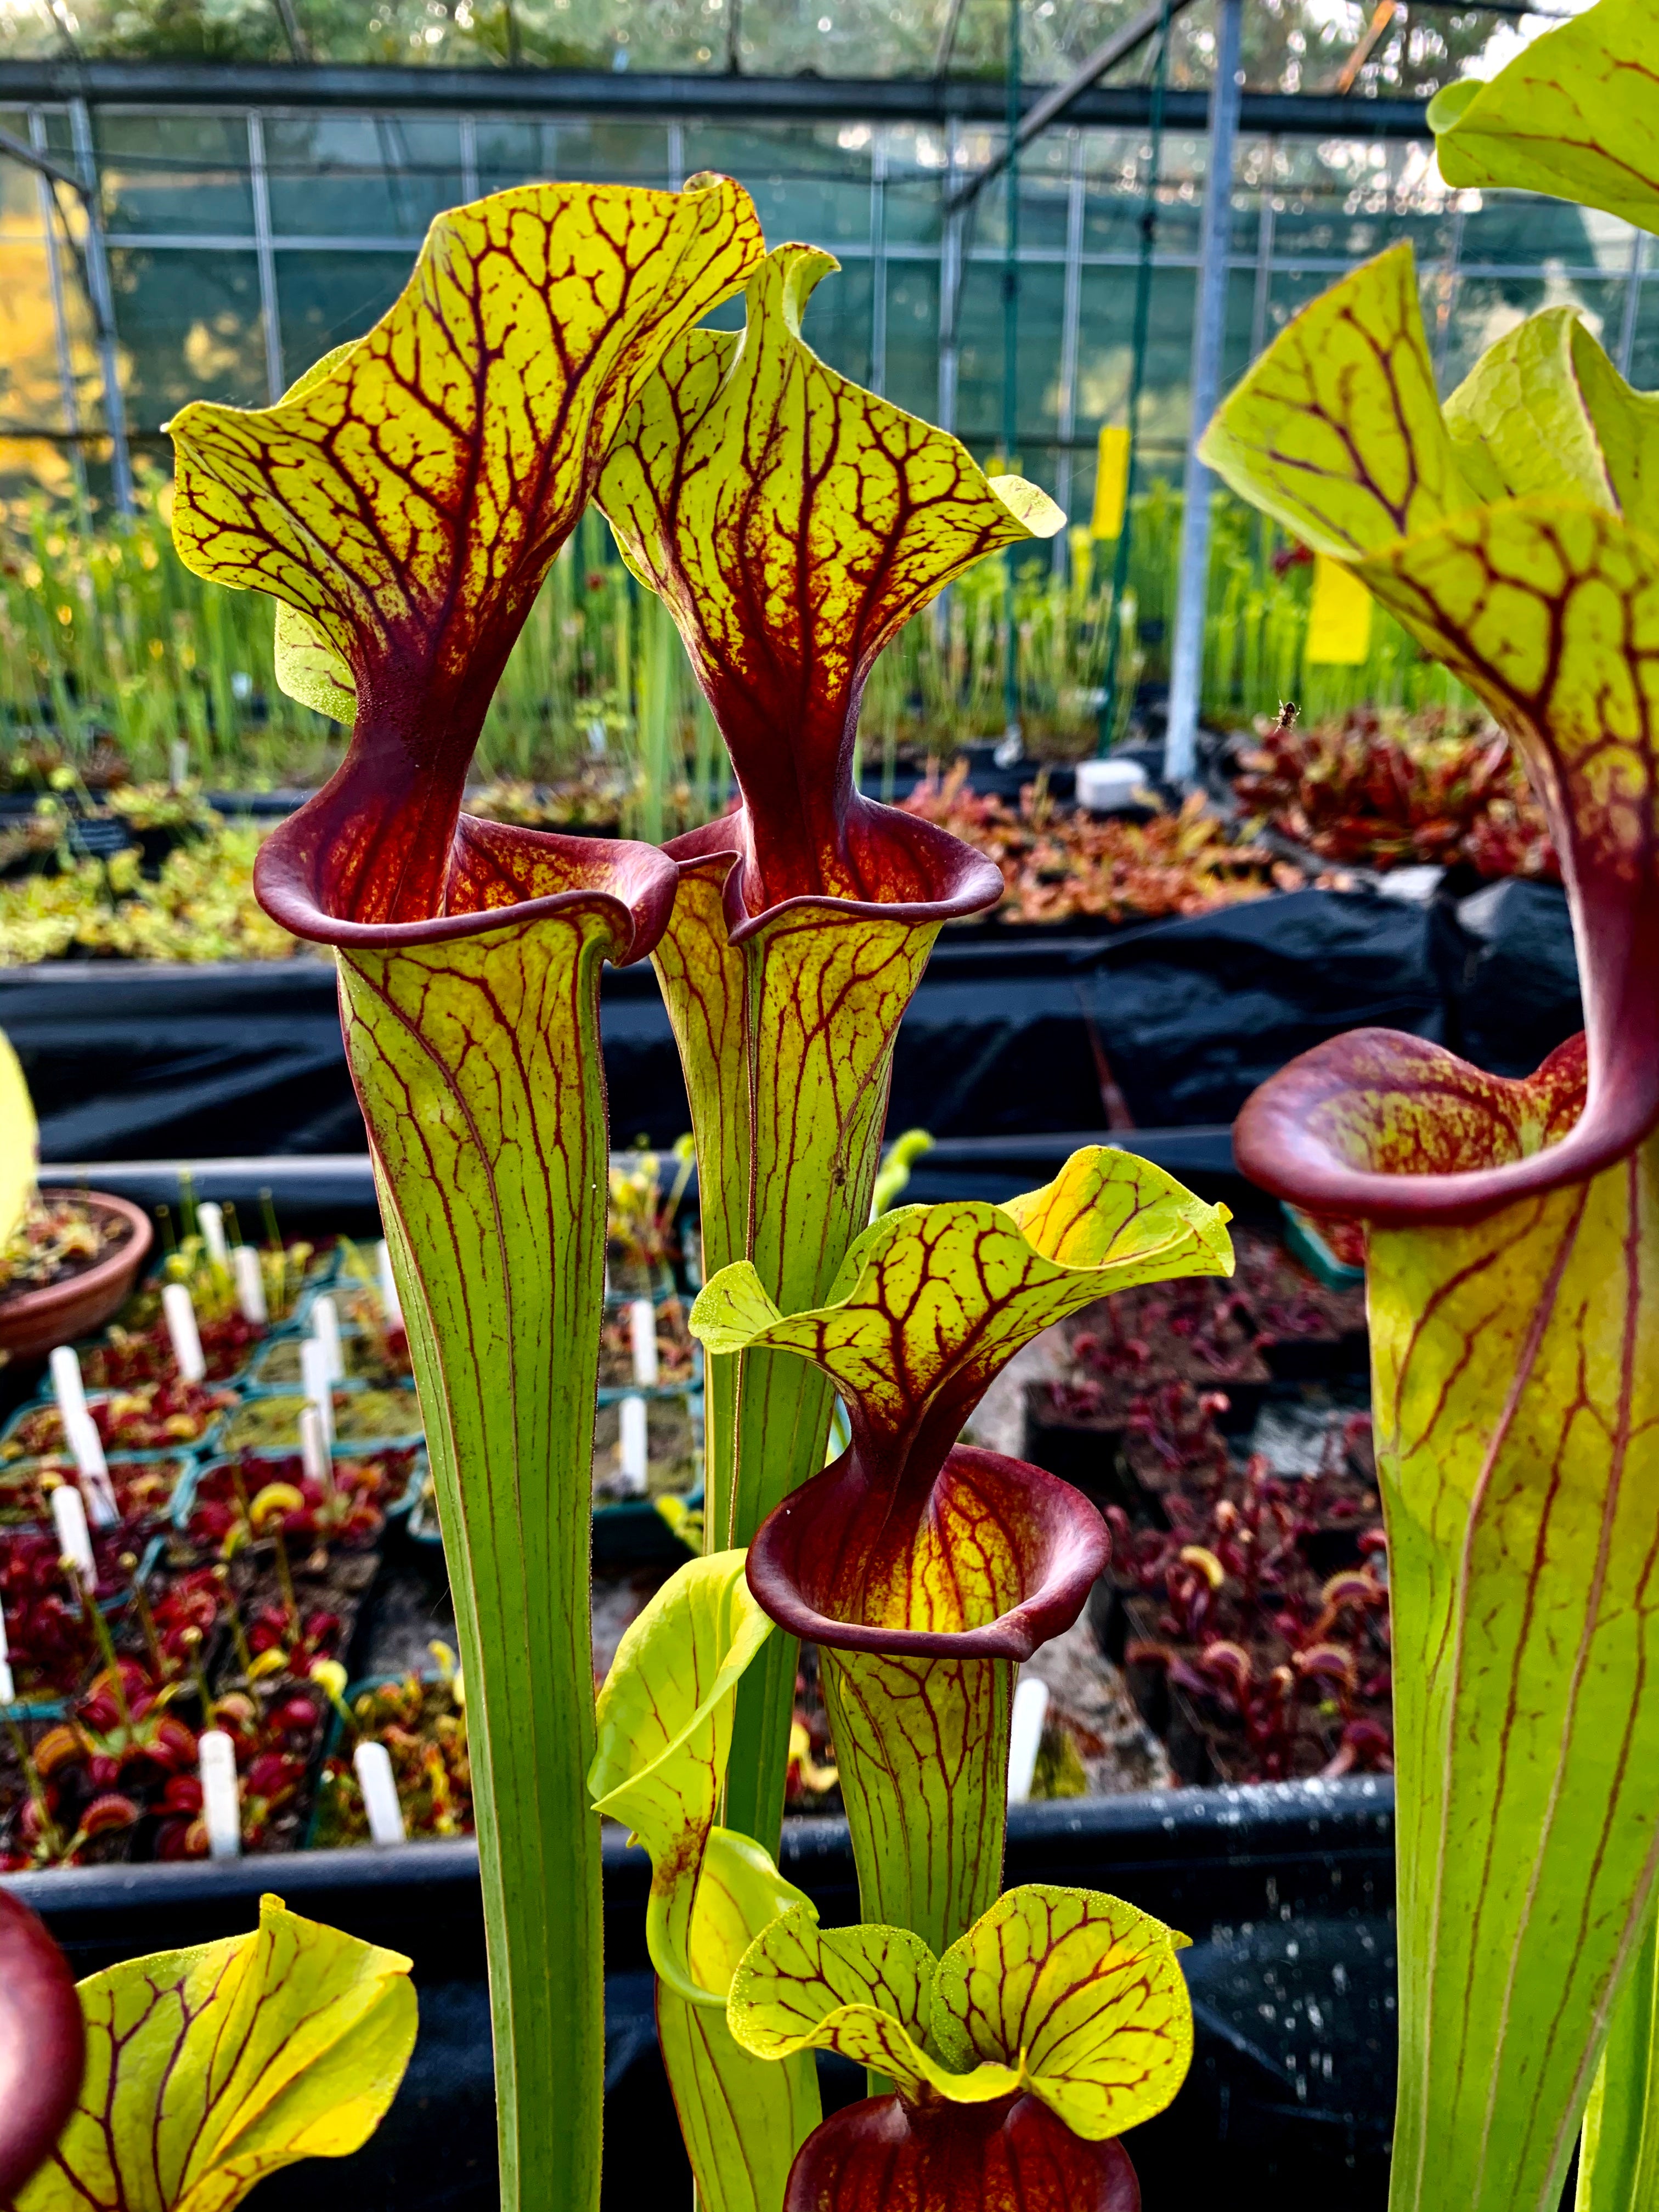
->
[12,1778,1399,2212]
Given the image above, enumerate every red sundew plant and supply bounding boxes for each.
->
[245,1600,343,1673]
[901,767,1279,925]
[0,1532,98,1700]
[148,1683,323,1859]
[1125,1543,1393,1788]
[3,1455,194,1536]
[1124,1381,1234,1480]
[313,1664,472,1848]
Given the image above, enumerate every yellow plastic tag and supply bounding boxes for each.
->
[1091,425,1132,540]
[1305,552,1373,664]
[0,1026,37,1247]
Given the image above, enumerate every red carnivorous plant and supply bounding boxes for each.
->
[1201,3,1659,2204]
[596,240,1063,1846]
[691,1144,1233,1952]
[166,174,765,2212]
[590,1543,1202,2212]
[725,1883,1192,2212]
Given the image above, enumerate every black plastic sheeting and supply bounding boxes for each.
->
[1438,878,1584,1079]
[0,884,1580,1160]
[17,1779,1397,2212]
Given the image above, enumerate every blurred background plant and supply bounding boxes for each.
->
[1,483,1473,822]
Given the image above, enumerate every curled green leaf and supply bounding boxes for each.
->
[15,1894,415,2212]
[590,1554,821,2212]
[590,1549,777,1999]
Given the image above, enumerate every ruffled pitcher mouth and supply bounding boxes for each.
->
[746,1443,1110,1662]
[256,800,679,964]
[665,793,1004,938]
[1231,1030,1623,1227]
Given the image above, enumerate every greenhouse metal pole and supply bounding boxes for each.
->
[1162,0,1242,785]
[68,97,133,518]
[1001,0,1022,748]
[1095,0,1173,754]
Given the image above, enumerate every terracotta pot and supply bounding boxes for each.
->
[0,1192,153,1364]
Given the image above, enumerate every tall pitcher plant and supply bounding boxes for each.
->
[595,1147,1223,2211]
[166,177,766,2212]
[1201,3,1659,2207]
[166,176,1233,2212]
[596,239,1064,1845]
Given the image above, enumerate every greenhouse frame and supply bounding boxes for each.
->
[1,58,1651,526]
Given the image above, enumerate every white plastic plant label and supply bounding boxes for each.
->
[49,1345,89,1425]
[51,1483,95,1583]
[301,1335,335,1446]
[232,1244,268,1325]
[162,1282,207,1384]
[198,1201,229,1270]
[629,1298,658,1387]
[299,1403,331,1488]
[618,1395,649,1496]
[1006,1674,1051,1805]
[313,1295,345,1383]
[198,1729,241,1859]
[66,1413,119,1530]
[354,1739,408,1847]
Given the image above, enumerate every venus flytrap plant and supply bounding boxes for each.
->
[596,241,1063,1849]
[1197,17,1659,2204]
[691,1146,1233,1953]
[588,1552,822,2212]
[724,1884,1193,2212]
[165,176,765,2212]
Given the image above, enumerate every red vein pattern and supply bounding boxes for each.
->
[1197,243,1467,563]
[171,177,761,927]
[753,1444,1108,1954]
[9,1895,414,2212]
[598,243,1060,908]
[652,820,1000,1852]
[1362,1128,1659,2212]
[0,1891,83,2204]
[657,1979,821,2212]
[594,236,1049,1852]
[258,812,676,2212]
[1233,1025,1659,2212]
